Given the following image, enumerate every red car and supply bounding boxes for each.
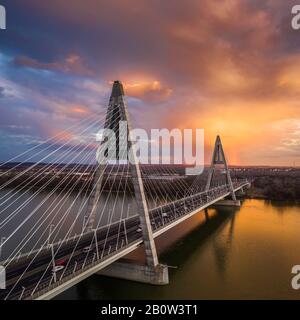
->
[55,259,65,266]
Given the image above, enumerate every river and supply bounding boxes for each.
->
[51,199,300,300]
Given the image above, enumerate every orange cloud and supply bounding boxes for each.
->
[71,106,90,114]
[123,80,172,102]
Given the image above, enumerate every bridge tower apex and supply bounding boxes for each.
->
[205,135,237,201]
[111,80,125,97]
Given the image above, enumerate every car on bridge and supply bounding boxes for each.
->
[55,259,65,266]
[52,259,66,273]
[83,246,92,253]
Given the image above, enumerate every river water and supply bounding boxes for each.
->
[55,199,300,300]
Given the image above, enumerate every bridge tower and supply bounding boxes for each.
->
[205,135,237,201]
[85,80,159,268]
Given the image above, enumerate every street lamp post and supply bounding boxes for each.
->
[82,214,88,233]
[73,261,78,273]
[123,220,128,245]
[51,244,57,283]
[47,224,54,248]
[0,236,7,259]
[19,286,26,300]
[94,229,99,260]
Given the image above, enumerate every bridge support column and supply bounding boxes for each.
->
[235,188,245,197]
[206,135,237,201]
[87,81,168,283]
[97,259,169,285]
[118,81,159,268]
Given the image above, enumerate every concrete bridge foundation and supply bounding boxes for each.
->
[213,199,241,207]
[97,259,169,285]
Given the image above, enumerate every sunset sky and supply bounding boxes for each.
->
[0,0,300,166]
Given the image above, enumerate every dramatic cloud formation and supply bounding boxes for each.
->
[14,54,93,77]
[0,0,299,165]
[124,81,172,103]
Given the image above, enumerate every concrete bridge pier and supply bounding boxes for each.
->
[213,199,241,207]
[97,259,169,285]
[235,188,246,198]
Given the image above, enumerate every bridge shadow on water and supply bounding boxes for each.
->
[161,208,237,263]
[55,204,241,300]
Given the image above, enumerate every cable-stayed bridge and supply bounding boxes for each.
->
[0,81,250,300]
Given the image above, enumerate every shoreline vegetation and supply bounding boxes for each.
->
[233,170,300,202]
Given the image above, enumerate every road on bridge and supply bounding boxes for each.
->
[0,182,248,300]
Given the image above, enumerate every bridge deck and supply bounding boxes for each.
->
[0,181,249,300]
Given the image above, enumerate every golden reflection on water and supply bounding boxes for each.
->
[57,199,300,300]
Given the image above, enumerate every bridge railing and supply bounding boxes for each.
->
[147,179,250,232]
[23,238,143,300]
[10,179,250,300]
